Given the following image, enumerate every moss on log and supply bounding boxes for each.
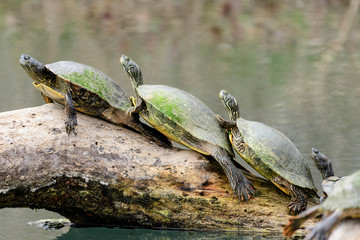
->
[0,104,316,237]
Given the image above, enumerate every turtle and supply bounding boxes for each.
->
[119,55,255,201]
[216,89,318,215]
[311,148,343,203]
[283,170,360,239]
[19,54,171,147]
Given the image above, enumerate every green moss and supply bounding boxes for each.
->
[148,91,185,125]
[61,69,101,91]
[155,209,172,218]
[79,190,89,197]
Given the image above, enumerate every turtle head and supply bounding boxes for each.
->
[219,90,240,121]
[311,148,335,180]
[19,54,54,85]
[120,55,143,90]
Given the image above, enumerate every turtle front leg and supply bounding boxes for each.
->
[288,184,307,215]
[215,115,236,130]
[64,90,77,136]
[41,92,54,103]
[213,148,255,201]
[126,96,145,117]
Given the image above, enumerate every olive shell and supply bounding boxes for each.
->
[236,118,316,191]
[137,84,233,155]
[47,61,131,111]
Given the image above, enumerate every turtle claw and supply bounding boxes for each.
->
[227,167,255,202]
[64,90,77,136]
[214,148,255,202]
[125,107,136,117]
[236,177,255,202]
[288,201,307,216]
[65,116,77,136]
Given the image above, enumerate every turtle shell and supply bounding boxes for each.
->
[321,170,360,211]
[137,85,233,155]
[46,61,131,112]
[236,118,316,191]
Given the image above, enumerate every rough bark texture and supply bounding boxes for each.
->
[0,104,315,237]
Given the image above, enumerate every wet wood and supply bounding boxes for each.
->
[0,103,315,237]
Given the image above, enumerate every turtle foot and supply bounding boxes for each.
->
[288,202,306,216]
[65,115,77,136]
[64,89,77,136]
[232,173,255,202]
[213,148,255,202]
[153,134,172,148]
[305,224,329,240]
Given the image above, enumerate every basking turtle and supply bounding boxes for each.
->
[283,170,360,239]
[19,54,171,147]
[311,148,342,203]
[119,55,255,201]
[217,90,318,215]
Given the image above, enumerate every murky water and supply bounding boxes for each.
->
[1,0,360,239]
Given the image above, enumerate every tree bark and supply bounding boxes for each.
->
[0,104,314,236]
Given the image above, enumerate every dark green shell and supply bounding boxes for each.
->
[236,118,316,191]
[46,61,131,111]
[137,85,233,155]
[321,170,360,211]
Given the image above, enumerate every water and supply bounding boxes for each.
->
[1,0,360,239]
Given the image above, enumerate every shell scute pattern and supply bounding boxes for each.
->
[237,118,316,190]
[322,171,360,211]
[138,85,233,154]
[47,61,131,111]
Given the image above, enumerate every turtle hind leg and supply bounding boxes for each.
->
[127,119,172,148]
[64,90,77,136]
[213,148,255,201]
[288,184,307,215]
[306,209,342,240]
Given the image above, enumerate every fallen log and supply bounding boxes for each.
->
[0,103,315,236]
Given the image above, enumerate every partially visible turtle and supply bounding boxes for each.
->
[283,170,360,239]
[120,55,255,201]
[311,148,343,203]
[19,54,171,147]
[217,90,318,215]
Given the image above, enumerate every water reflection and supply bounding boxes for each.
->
[1,0,360,239]
[0,208,69,240]
[57,228,283,240]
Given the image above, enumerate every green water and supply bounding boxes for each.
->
[1,0,360,239]
[57,228,281,240]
